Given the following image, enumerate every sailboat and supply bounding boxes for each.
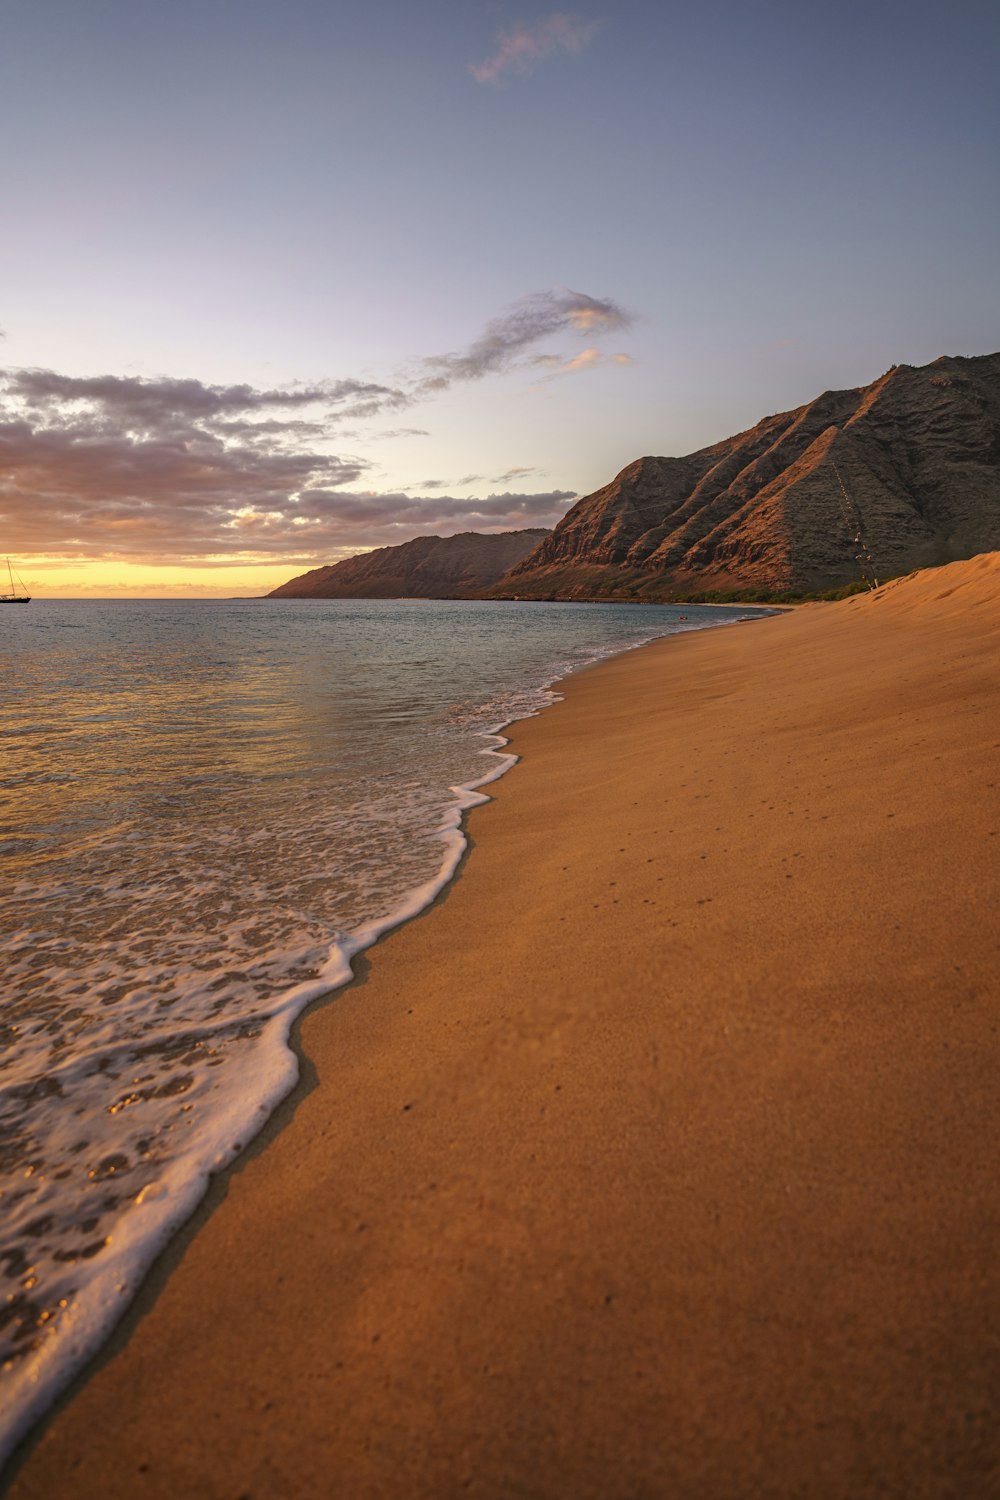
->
[1,559,30,604]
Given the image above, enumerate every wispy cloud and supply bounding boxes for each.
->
[419,288,630,392]
[533,347,634,377]
[470,13,598,84]
[413,466,537,491]
[560,347,603,373]
[491,465,537,484]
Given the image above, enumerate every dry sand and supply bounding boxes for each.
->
[7,555,1000,1499]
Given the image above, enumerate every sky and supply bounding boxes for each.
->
[2,0,998,597]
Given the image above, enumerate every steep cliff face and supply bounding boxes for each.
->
[268,529,549,598]
[499,352,1000,598]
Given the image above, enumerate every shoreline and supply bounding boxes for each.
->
[0,603,759,1473]
[8,556,1000,1497]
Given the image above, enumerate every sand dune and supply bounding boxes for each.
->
[8,554,999,1499]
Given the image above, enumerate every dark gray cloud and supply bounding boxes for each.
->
[207,417,331,446]
[0,368,378,563]
[8,369,406,430]
[419,289,631,391]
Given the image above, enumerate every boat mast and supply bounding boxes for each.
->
[3,557,30,602]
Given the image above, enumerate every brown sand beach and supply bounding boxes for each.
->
[7,554,1000,1499]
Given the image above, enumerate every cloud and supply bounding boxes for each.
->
[419,288,630,392]
[532,348,634,377]
[8,369,406,430]
[0,365,575,565]
[0,369,379,564]
[491,466,537,484]
[413,467,537,491]
[561,347,603,373]
[470,14,597,84]
[285,488,576,553]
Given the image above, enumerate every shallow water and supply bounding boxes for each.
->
[0,595,766,1463]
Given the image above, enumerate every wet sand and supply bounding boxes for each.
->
[8,554,1000,1499]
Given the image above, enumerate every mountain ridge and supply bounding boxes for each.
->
[496,351,1000,599]
[268,528,549,599]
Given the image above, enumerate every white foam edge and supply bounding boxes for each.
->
[0,732,521,1476]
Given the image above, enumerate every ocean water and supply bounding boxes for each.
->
[0,595,767,1463]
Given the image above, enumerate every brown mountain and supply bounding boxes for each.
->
[268,529,549,599]
[496,352,1000,599]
